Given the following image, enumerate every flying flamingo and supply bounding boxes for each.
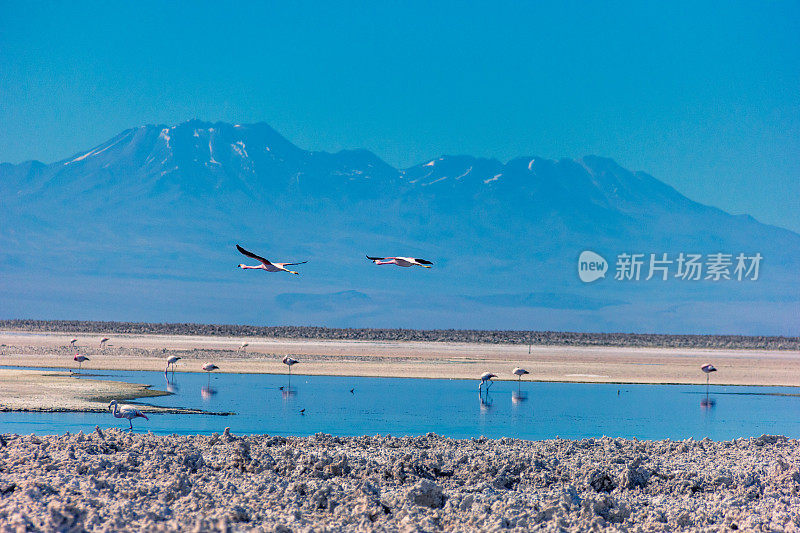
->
[202,362,219,384]
[108,400,149,430]
[165,355,181,373]
[366,256,433,268]
[73,354,89,372]
[479,372,496,391]
[240,342,249,352]
[236,245,307,275]
[100,337,109,348]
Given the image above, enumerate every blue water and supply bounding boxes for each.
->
[2,367,799,440]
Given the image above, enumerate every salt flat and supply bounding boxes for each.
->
[0,430,797,531]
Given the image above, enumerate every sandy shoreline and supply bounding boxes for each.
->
[0,430,797,531]
[0,368,227,415]
[2,330,798,414]
[2,330,799,386]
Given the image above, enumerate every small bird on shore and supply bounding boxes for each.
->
[202,362,219,384]
[479,372,496,391]
[366,256,433,268]
[73,354,89,372]
[165,355,181,373]
[108,400,148,430]
[100,337,109,348]
[236,245,307,275]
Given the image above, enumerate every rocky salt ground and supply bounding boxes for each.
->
[0,431,799,532]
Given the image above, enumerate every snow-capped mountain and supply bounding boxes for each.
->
[1,120,798,334]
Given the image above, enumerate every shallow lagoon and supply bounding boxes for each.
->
[2,368,799,440]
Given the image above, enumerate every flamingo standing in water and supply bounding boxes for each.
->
[202,362,219,385]
[69,338,77,348]
[236,245,307,275]
[282,356,299,371]
[73,354,89,372]
[366,256,433,268]
[108,400,149,430]
[100,337,109,348]
[701,363,717,390]
[165,355,181,373]
[282,356,299,387]
[512,367,529,387]
[479,372,496,391]
[701,364,717,383]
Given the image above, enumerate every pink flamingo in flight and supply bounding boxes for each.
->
[237,245,307,275]
[366,256,433,268]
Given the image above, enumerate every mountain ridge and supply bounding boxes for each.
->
[1,120,797,334]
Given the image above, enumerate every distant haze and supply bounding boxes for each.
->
[1,121,798,335]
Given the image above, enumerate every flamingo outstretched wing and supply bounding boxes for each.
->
[414,258,433,265]
[237,245,273,266]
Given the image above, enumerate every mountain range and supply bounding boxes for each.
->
[1,120,798,334]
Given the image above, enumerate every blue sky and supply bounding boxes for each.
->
[1,1,798,232]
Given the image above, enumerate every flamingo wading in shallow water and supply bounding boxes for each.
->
[236,245,307,275]
[69,338,77,348]
[701,363,717,387]
[73,354,89,372]
[100,337,109,348]
[366,256,433,268]
[202,362,219,385]
[165,355,181,373]
[512,367,529,386]
[108,400,149,430]
[282,356,299,374]
[479,372,496,391]
[282,356,298,387]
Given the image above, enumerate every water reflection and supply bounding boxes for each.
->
[479,391,493,411]
[201,385,217,400]
[164,374,179,394]
[281,387,297,400]
[701,396,716,410]
[6,367,800,440]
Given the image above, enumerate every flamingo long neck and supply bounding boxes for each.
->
[241,264,264,269]
[111,402,121,418]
